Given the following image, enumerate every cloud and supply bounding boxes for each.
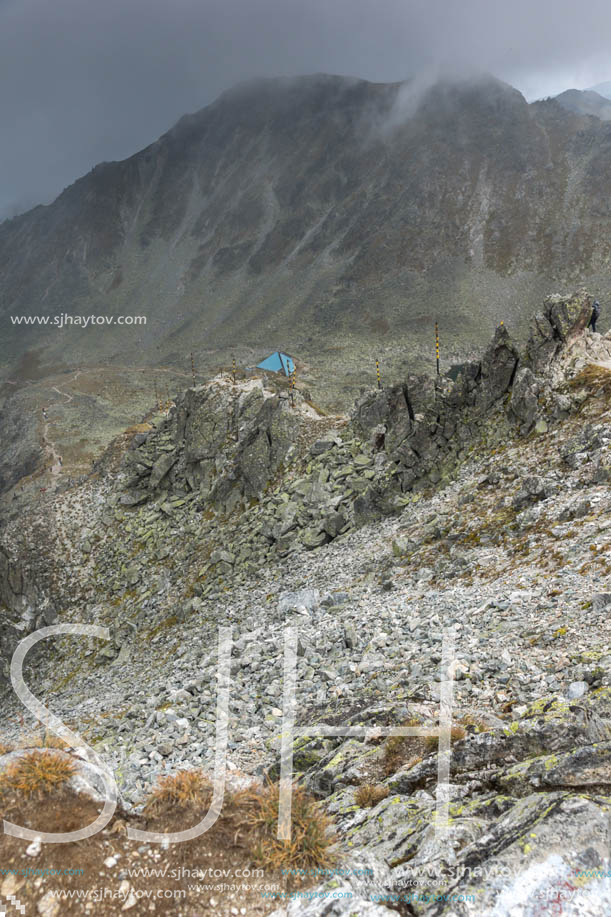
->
[1,0,610,220]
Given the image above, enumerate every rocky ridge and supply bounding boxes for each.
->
[1,291,611,914]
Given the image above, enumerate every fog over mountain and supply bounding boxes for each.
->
[589,80,611,98]
[1,71,609,411]
[2,0,611,221]
[553,88,611,120]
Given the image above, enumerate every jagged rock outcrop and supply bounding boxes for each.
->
[0,545,57,681]
[0,292,600,684]
[122,376,306,513]
[351,319,520,491]
[354,291,593,495]
[276,690,611,916]
[523,290,595,373]
[0,396,42,495]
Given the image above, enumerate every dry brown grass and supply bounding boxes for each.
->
[235,781,337,870]
[570,364,611,399]
[0,741,13,756]
[0,759,330,915]
[354,784,389,808]
[383,718,425,777]
[382,721,467,776]
[18,730,70,751]
[143,771,337,871]
[423,725,467,751]
[383,744,423,778]
[143,769,212,815]
[0,751,75,799]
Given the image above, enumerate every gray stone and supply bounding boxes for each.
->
[310,439,336,456]
[301,528,328,550]
[149,451,178,489]
[322,511,347,539]
[566,681,588,699]
[591,593,611,613]
[277,589,320,616]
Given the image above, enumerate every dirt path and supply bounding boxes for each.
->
[41,379,78,475]
[41,417,62,477]
[51,384,73,403]
[36,363,207,483]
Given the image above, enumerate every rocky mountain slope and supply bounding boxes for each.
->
[2,73,610,412]
[1,291,611,914]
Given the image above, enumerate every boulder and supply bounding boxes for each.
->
[148,451,178,489]
[509,366,541,432]
[353,487,395,527]
[478,323,520,407]
[322,511,348,539]
[524,291,594,373]
[277,589,320,616]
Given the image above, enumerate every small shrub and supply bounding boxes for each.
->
[354,784,389,808]
[0,751,75,798]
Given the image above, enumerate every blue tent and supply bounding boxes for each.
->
[256,351,295,376]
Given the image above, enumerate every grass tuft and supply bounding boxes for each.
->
[570,364,611,399]
[424,725,467,750]
[0,751,76,798]
[354,784,389,808]
[235,780,336,870]
[383,718,424,777]
[143,769,212,815]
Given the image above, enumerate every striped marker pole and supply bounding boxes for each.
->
[376,359,381,389]
[290,368,296,407]
[232,357,236,384]
[435,323,440,376]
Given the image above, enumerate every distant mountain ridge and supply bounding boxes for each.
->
[553,88,611,120]
[588,80,611,99]
[1,72,610,406]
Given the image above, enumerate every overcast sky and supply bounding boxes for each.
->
[1,0,610,221]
